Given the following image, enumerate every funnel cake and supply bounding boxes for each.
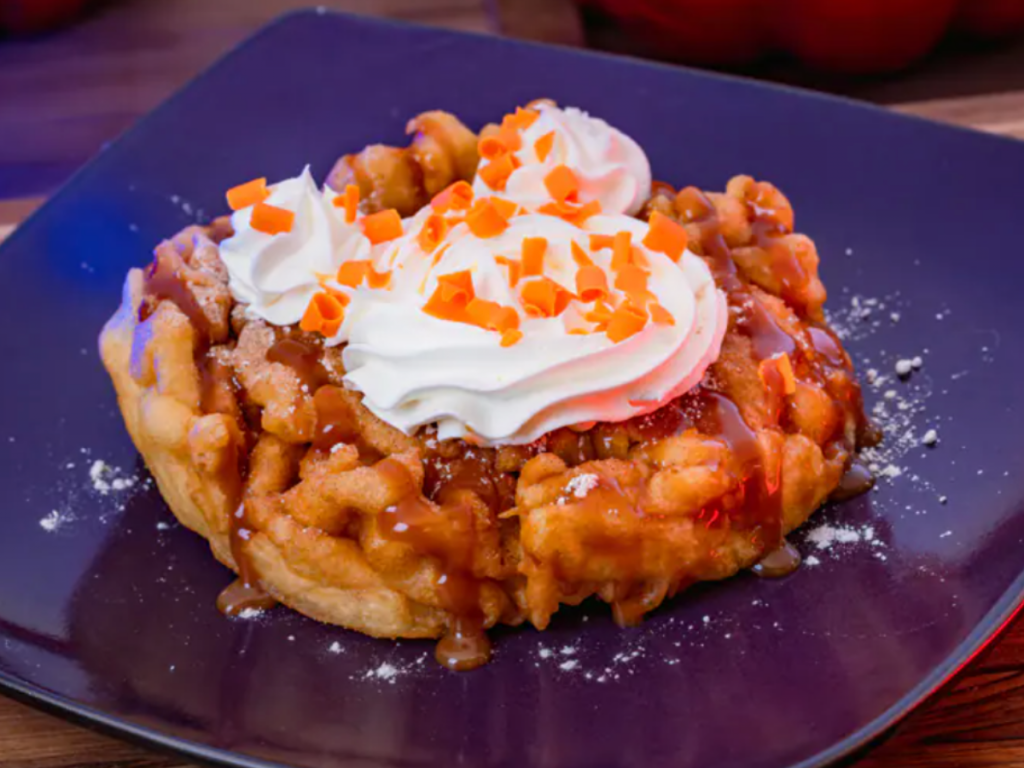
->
[100,103,876,669]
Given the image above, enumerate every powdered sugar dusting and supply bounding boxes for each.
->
[39,509,75,532]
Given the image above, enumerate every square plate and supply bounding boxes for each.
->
[3,10,1024,768]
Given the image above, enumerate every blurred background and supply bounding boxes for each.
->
[2,0,1024,205]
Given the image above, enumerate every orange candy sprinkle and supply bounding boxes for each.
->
[336,260,391,289]
[614,263,649,295]
[250,202,295,235]
[589,234,614,251]
[490,197,519,219]
[585,300,614,328]
[576,265,609,302]
[300,291,347,337]
[361,209,403,245]
[332,183,360,224]
[534,131,555,162]
[478,153,519,192]
[495,255,521,287]
[337,261,367,288]
[539,199,602,227]
[571,241,594,268]
[501,329,524,347]
[611,231,633,271]
[543,164,579,204]
[226,177,270,211]
[467,199,511,238]
[423,269,476,323]
[606,302,649,343]
[649,302,675,326]
[505,106,539,131]
[431,181,474,213]
[521,237,547,276]
[417,213,448,253]
[643,211,689,262]
[466,298,520,333]
[520,277,572,318]
[478,136,510,160]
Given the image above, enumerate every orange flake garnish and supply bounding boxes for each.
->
[575,265,609,303]
[568,328,590,335]
[361,209,403,245]
[431,242,451,267]
[630,245,650,269]
[250,202,295,235]
[589,234,614,251]
[571,241,594,268]
[497,124,522,153]
[478,153,519,192]
[611,231,633,271]
[520,277,572,318]
[759,352,797,396]
[226,177,269,211]
[650,302,675,326]
[614,263,649,295]
[467,199,511,238]
[501,328,524,347]
[337,260,368,288]
[300,292,346,337]
[522,237,547,276]
[478,135,510,161]
[466,298,520,333]
[643,211,689,262]
[423,269,476,323]
[585,300,614,328]
[366,265,391,289]
[431,181,474,213]
[505,106,540,131]
[437,270,475,303]
[534,131,555,162]
[490,197,519,219]
[495,255,521,287]
[417,213,448,253]
[606,302,649,343]
[543,164,579,204]
[332,183,360,224]
[336,260,390,289]
[539,199,602,227]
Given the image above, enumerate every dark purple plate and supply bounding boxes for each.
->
[2,10,1024,768]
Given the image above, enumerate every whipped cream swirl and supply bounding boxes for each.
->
[219,167,371,326]
[340,209,726,446]
[215,107,726,447]
[473,104,652,216]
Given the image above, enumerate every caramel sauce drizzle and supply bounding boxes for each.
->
[376,458,492,670]
[143,182,879,662]
[139,245,212,345]
[139,236,278,615]
[266,337,331,392]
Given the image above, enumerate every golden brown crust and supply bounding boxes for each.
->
[100,111,868,645]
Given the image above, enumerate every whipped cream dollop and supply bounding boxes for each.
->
[473,103,652,216]
[219,167,372,326]
[215,106,726,447]
[339,207,726,445]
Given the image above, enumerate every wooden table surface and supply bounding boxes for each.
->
[4,1,1024,766]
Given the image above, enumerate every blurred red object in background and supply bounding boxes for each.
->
[0,0,94,34]
[957,0,1024,38]
[585,0,1024,74]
